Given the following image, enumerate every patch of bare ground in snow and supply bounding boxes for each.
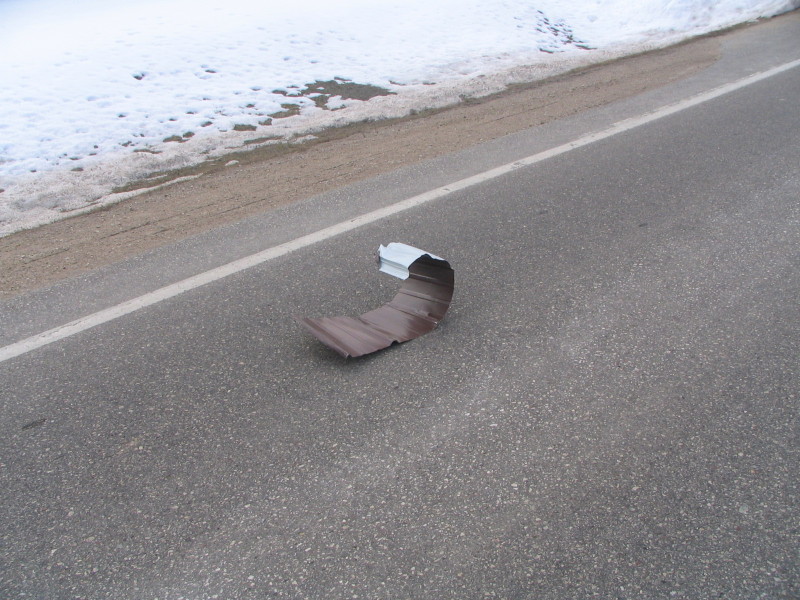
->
[0,37,720,300]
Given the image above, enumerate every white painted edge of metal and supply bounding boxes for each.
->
[2,57,799,365]
[377,242,444,280]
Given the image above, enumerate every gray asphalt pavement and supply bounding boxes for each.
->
[1,15,799,600]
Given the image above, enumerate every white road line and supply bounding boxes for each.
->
[2,58,799,364]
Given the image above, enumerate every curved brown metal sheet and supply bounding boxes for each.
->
[295,250,454,358]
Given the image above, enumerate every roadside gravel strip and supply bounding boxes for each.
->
[0,35,723,299]
[2,53,798,364]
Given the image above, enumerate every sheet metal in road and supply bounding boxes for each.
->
[1,30,799,600]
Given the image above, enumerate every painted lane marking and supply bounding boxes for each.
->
[2,58,799,364]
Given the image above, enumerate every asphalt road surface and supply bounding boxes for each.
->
[1,15,799,600]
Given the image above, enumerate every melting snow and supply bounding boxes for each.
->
[0,0,795,235]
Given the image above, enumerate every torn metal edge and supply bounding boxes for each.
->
[295,243,454,358]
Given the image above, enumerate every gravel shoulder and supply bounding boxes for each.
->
[0,37,720,300]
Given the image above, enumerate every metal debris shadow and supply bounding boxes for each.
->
[295,243,454,358]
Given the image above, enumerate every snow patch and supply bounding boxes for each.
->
[0,0,795,236]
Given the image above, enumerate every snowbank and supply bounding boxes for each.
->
[0,0,795,235]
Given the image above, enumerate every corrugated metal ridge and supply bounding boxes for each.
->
[295,243,454,358]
